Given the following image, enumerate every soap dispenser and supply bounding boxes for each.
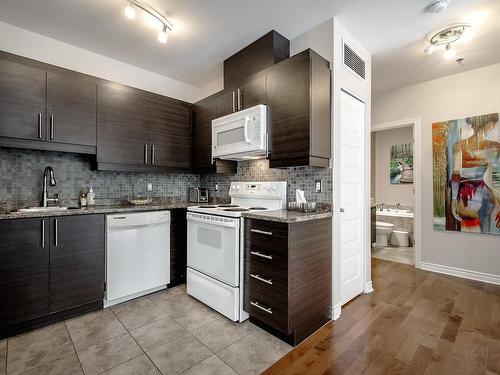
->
[87,187,95,206]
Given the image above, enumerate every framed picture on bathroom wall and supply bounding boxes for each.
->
[432,112,500,235]
[390,143,413,184]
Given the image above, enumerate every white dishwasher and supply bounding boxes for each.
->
[105,211,170,307]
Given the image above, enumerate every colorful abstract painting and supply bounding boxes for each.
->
[390,143,413,184]
[433,113,500,235]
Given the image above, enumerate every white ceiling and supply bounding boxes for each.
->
[1,0,500,93]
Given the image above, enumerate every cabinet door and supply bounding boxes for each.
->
[49,215,105,313]
[0,59,46,140]
[169,209,187,286]
[97,83,149,165]
[0,218,49,328]
[47,71,96,146]
[216,89,236,118]
[238,74,266,110]
[149,97,191,169]
[267,52,310,164]
[193,95,217,170]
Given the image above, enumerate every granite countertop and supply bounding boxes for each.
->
[242,209,332,223]
[0,201,195,220]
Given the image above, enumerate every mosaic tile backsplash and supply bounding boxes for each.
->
[200,159,332,204]
[0,148,332,211]
[0,147,200,211]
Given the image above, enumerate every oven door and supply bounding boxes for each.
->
[187,212,240,287]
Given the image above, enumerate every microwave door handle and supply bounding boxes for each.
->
[244,117,250,143]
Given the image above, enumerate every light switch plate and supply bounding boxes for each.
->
[147,182,153,192]
[315,180,322,193]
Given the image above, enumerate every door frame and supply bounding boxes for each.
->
[371,117,422,268]
[333,88,371,319]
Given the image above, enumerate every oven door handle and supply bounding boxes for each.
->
[187,214,238,228]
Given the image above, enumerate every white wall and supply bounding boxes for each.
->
[373,62,500,281]
[332,18,372,317]
[0,21,201,103]
[290,18,333,64]
[374,126,414,206]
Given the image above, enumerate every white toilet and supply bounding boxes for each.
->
[375,221,394,247]
[391,230,410,247]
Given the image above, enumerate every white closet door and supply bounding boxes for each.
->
[339,90,365,305]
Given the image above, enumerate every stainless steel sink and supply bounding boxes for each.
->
[17,206,69,213]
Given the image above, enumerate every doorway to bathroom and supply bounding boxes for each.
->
[371,118,422,267]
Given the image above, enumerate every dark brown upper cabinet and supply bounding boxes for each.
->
[47,71,96,147]
[217,73,267,117]
[0,58,46,141]
[0,52,97,154]
[192,94,237,174]
[97,83,150,168]
[267,49,331,168]
[96,83,192,172]
[149,95,192,169]
[224,30,289,90]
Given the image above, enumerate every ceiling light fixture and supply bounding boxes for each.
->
[443,44,456,59]
[423,23,471,60]
[124,2,136,19]
[123,0,173,44]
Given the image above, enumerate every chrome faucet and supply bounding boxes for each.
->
[379,203,384,211]
[41,166,59,207]
[396,203,401,211]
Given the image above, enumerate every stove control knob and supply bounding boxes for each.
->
[232,185,236,190]
[236,185,240,191]
[272,185,277,191]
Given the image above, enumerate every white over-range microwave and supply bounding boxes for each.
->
[212,104,267,161]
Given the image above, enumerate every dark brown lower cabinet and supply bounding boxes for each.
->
[0,215,105,338]
[244,217,332,346]
[0,218,49,329]
[169,209,187,286]
[49,215,105,313]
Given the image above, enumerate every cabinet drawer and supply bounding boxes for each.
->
[245,281,288,333]
[244,240,287,271]
[245,219,288,251]
[245,261,287,297]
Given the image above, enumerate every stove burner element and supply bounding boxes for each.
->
[223,208,250,212]
[217,204,239,208]
[249,207,268,210]
[198,205,217,208]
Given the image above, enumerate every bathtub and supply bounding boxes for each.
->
[376,208,414,219]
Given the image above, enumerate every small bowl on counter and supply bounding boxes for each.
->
[127,197,153,206]
[288,202,317,213]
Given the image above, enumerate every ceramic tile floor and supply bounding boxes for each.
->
[0,285,292,375]
[372,245,415,265]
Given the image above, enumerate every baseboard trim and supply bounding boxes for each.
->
[420,262,500,286]
[332,303,341,320]
[364,281,374,294]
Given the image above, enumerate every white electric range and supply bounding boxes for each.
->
[186,181,287,322]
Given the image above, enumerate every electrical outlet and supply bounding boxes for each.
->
[215,183,219,191]
[315,180,322,193]
[147,182,153,192]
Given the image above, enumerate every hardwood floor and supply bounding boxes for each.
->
[264,258,500,375]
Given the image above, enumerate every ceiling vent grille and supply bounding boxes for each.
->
[343,41,366,80]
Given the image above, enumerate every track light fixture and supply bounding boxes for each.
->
[423,23,471,60]
[123,0,173,44]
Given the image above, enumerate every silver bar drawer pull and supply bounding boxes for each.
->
[250,274,273,285]
[250,251,273,260]
[41,220,45,248]
[38,113,43,139]
[250,229,273,236]
[50,115,55,140]
[250,301,273,314]
[54,219,58,246]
